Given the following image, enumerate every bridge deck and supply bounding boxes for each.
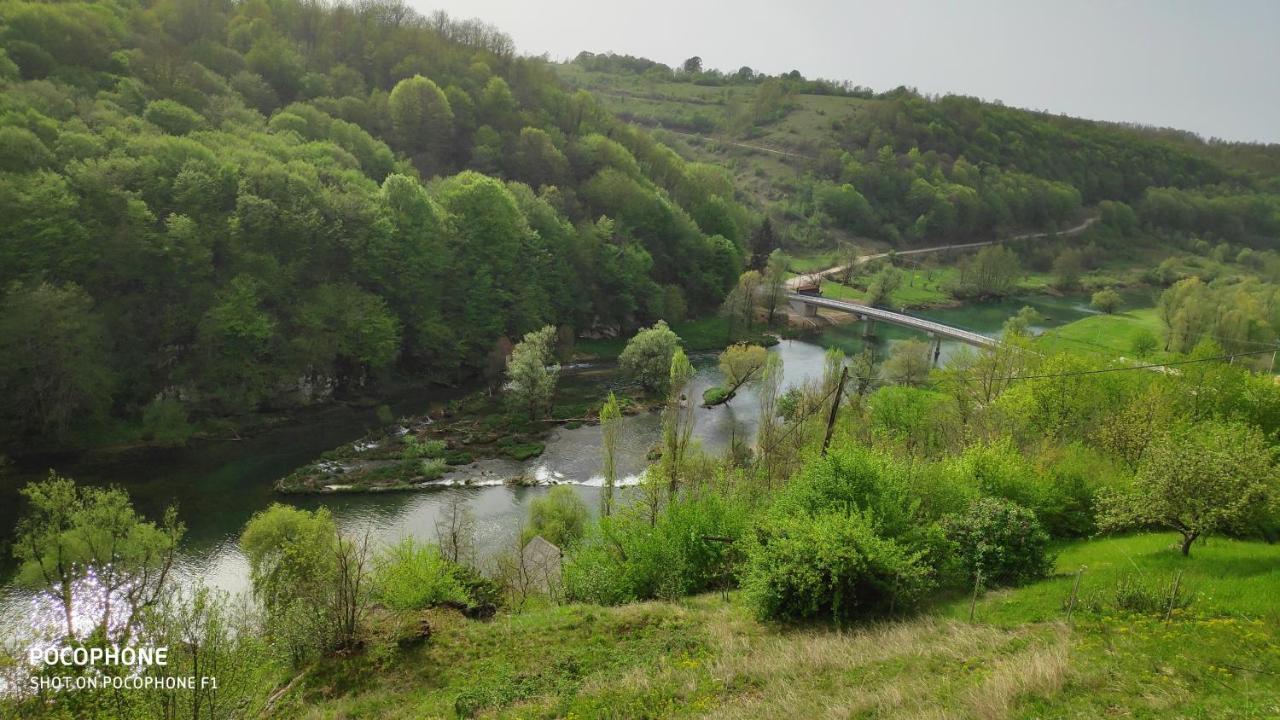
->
[786,293,998,348]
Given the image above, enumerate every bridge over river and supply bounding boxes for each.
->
[786,293,999,353]
[783,216,1100,356]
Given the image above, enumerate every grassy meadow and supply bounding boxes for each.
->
[286,533,1280,719]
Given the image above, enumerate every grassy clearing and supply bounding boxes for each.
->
[941,533,1280,624]
[787,270,956,309]
[288,533,1280,719]
[787,251,840,274]
[1035,307,1166,359]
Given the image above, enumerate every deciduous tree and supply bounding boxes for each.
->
[1099,421,1277,555]
[505,325,559,420]
[618,320,681,394]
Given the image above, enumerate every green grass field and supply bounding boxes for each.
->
[786,270,955,309]
[286,532,1280,719]
[1035,307,1166,359]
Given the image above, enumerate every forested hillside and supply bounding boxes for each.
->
[560,54,1280,250]
[0,0,751,451]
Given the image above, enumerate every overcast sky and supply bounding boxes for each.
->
[415,0,1280,143]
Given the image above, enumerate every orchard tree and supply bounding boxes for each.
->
[1099,420,1278,555]
[618,320,681,394]
[506,325,559,420]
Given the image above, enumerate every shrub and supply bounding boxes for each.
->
[767,445,962,586]
[562,539,637,605]
[1130,329,1158,358]
[945,441,1038,509]
[701,386,729,405]
[373,539,468,612]
[866,386,957,454]
[522,485,589,548]
[452,563,503,618]
[740,510,932,623]
[504,442,544,461]
[419,458,448,481]
[141,396,194,446]
[943,440,1101,537]
[945,497,1053,587]
[564,493,747,604]
[445,450,473,465]
[772,445,917,539]
[401,435,446,459]
[1034,443,1121,537]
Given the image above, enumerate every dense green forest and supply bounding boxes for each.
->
[0,0,751,452]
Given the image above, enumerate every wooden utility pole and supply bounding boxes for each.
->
[820,366,849,456]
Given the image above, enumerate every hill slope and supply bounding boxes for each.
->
[557,55,1280,254]
[0,1,753,451]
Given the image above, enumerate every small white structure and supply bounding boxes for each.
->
[521,535,562,594]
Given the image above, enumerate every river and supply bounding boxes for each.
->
[0,293,1115,631]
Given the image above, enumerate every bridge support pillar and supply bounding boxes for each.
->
[862,318,876,338]
[931,335,943,366]
[803,302,818,318]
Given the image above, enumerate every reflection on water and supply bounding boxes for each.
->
[1,294,1106,634]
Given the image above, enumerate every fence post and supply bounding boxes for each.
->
[968,570,983,623]
[1065,566,1085,624]
[1165,571,1183,622]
